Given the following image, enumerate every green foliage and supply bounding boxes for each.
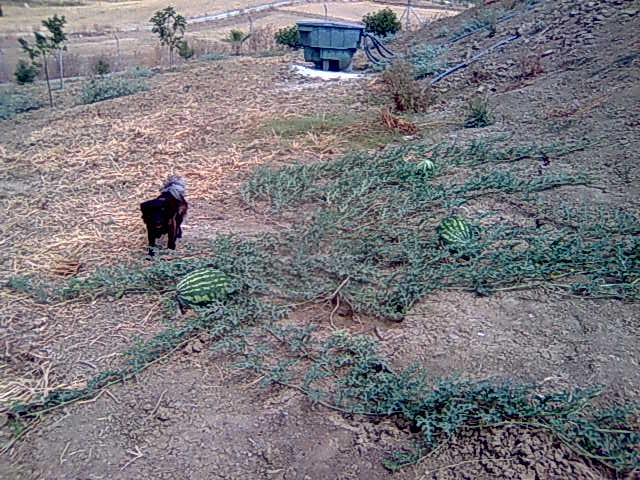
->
[241,326,640,473]
[464,96,494,128]
[14,60,39,84]
[408,44,447,79]
[18,14,67,107]
[263,114,354,137]
[0,90,43,120]
[363,8,401,37]
[201,52,227,62]
[42,14,68,48]
[91,57,111,76]
[6,275,49,303]
[274,25,301,49]
[223,29,251,55]
[150,6,187,65]
[127,65,154,78]
[9,137,640,473]
[382,60,432,112]
[450,9,503,42]
[176,39,194,60]
[80,77,148,104]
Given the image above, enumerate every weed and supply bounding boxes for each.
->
[127,65,154,78]
[449,8,504,42]
[80,77,148,104]
[262,114,354,138]
[177,40,195,60]
[6,275,49,303]
[91,57,111,76]
[408,44,447,80]
[0,90,43,120]
[519,52,544,79]
[464,96,494,128]
[14,59,39,84]
[201,52,227,62]
[382,60,432,112]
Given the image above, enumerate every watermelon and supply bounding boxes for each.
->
[177,268,233,308]
[416,158,436,176]
[437,216,473,246]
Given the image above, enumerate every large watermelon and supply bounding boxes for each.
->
[177,268,233,308]
[437,216,473,246]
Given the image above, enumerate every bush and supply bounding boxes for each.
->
[275,25,301,49]
[14,60,39,85]
[463,96,494,128]
[381,60,432,113]
[177,40,194,60]
[409,45,447,79]
[128,66,154,78]
[202,52,227,62]
[0,90,43,120]
[80,77,148,104]
[363,8,401,37]
[91,57,111,76]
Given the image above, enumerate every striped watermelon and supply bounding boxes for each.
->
[417,158,436,176]
[177,268,233,308]
[437,216,473,246]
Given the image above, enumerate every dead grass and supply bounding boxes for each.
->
[0,56,382,410]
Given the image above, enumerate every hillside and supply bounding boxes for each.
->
[1,0,639,479]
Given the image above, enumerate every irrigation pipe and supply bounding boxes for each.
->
[431,33,520,85]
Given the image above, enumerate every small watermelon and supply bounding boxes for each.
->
[416,158,436,176]
[177,268,233,308]
[437,216,473,246]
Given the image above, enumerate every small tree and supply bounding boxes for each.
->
[42,14,67,89]
[223,29,251,56]
[92,57,111,76]
[275,25,301,50]
[363,8,401,37]
[19,33,55,107]
[150,7,187,66]
[176,39,194,60]
[15,59,39,84]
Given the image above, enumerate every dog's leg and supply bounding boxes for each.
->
[147,228,157,257]
[167,218,177,250]
[176,214,184,239]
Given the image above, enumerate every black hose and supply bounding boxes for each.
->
[369,34,395,58]
[363,36,381,64]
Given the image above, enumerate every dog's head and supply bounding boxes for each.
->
[161,176,186,200]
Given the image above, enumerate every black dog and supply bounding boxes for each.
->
[140,176,188,256]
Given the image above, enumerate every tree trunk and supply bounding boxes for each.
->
[58,49,64,90]
[43,57,53,107]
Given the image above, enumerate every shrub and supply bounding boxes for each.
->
[275,25,301,49]
[128,65,154,78]
[14,59,39,84]
[0,90,43,120]
[201,52,227,62]
[91,57,111,76]
[381,60,432,113]
[463,96,494,128]
[80,77,148,104]
[177,39,194,60]
[409,44,447,79]
[363,8,401,37]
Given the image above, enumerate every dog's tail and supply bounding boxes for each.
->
[161,176,186,200]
